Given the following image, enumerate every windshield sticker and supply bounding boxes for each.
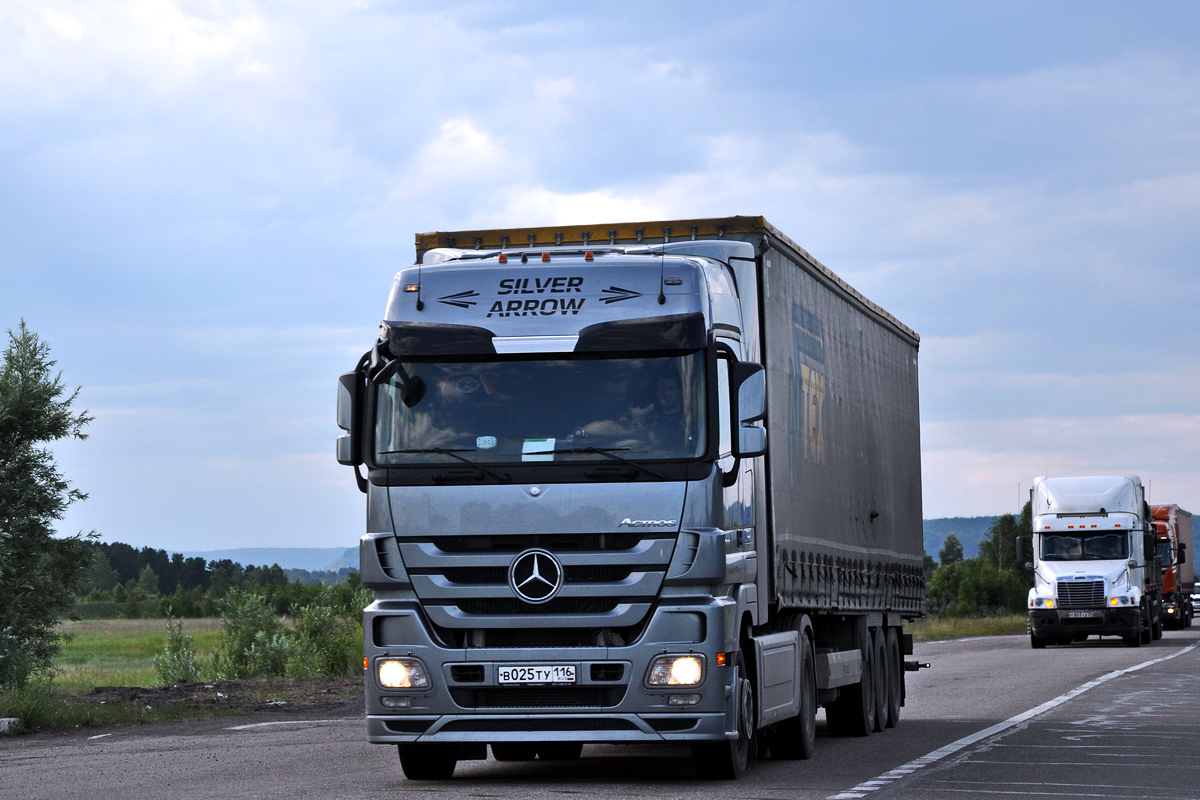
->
[522,438,555,461]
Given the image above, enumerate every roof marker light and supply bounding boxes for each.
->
[498,253,508,263]
[585,252,594,262]
[403,284,420,293]
[541,253,551,262]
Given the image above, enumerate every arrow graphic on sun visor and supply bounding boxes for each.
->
[601,286,642,304]
[437,290,480,309]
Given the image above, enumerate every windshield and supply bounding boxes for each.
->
[1040,531,1129,561]
[373,351,706,465]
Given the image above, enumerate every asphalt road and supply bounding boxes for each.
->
[3,627,1199,800]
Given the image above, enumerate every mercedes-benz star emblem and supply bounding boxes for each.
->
[508,549,564,605]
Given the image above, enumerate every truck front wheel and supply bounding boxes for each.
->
[398,744,457,780]
[692,651,753,779]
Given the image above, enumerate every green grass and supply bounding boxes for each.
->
[909,614,1027,641]
[0,618,235,733]
[2,614,1027,735]
[54,618,224,691]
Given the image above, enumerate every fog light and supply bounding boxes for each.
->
[647,654,704,686]
[380,695,412,709]
[377,658,430,689]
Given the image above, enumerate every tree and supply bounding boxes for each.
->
[0,322,95,687]
[938,533,964,566]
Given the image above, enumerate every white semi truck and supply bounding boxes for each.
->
[1022,475,1162,648]
[337,216,926,779]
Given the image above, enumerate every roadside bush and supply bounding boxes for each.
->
[210,590,285,680]
[153,617,201,684]
[285,603,360,678]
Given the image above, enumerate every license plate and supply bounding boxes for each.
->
[497,664,576,685]
[1066,610,1100,619]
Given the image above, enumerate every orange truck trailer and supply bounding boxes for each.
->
[1153,505,1194,629]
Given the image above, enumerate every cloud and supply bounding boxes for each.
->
[922,413,1200,517]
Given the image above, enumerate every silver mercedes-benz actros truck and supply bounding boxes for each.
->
[336,216,925,780]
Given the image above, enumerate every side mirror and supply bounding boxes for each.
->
[1179,542,1187,566]
[336,370,364,467]
[1015,536,1026,565]
[731,362,766,458]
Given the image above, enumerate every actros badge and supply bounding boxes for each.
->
[508,548,564,605]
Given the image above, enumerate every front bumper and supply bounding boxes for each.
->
[1029,607,1139,639]
[362,600,737,746]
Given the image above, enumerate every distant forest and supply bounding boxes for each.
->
[74,540,357,618]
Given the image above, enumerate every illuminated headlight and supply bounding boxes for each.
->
[1108,596,1131,607]
[1032,598,1055,608]
[377,658,430,689]
[647,654,704,686]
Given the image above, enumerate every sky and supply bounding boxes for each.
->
[3,0,1199,553]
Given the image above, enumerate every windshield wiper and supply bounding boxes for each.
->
[380,448,511,483]
[523,446,665,479]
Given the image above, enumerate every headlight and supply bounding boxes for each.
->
[647,654,704,686]
[1108,596,1131,606]
[1032,598,1055,608]
[377,657,430,689]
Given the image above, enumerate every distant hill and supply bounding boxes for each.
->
[923,517,999,561]
[176,547,356,572]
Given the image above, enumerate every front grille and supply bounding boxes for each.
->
[1057,579,1105,608]
[395,531,676,642]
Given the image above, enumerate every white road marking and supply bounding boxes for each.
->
[828,640,1200,799]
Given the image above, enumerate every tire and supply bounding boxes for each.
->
[1030,632,1048,649]
[536,742,583,760]
[692,650,753,779]
[884,627,902,728]
[1140,603,1153,645]
[398,744,457,780]
[1152,615,1163,640]
[491,743,538,761]
[826,624,875,737]
[871,628,887,733]
[771,630,817,760]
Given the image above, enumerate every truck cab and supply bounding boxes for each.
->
[1024,475,1161,648]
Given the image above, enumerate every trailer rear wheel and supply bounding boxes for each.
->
[398,744,457,780]
[884,627,902,728]
[692,651,753,779]
[871,628,887,732]
[825,626,875,737]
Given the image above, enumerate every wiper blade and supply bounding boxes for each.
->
[523,446,665,479]
[379,448,510,483]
